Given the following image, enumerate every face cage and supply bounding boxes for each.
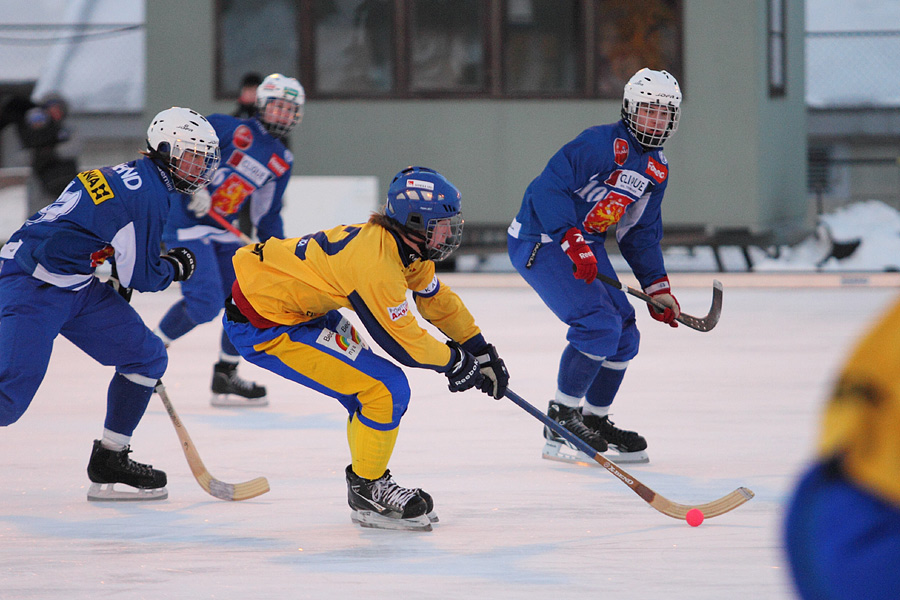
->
[624,102,680,148]
[424,214,463,262]
[260,99,303,138]
[170,143,221,195]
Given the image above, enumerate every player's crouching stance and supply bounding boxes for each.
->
[222,166,509,531]
[0,107,220,501]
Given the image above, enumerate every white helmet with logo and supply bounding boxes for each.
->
[621,68,682,148]
[255,73,305,138]
[146,107,220,194]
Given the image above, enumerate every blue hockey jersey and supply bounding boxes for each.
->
[509,120,670,289]
[165,114,290,244]
[0,157,184,292]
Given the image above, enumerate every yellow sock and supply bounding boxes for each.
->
[347,414,399,480]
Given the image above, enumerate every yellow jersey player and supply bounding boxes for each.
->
[222,166,509,531]
[784,297,900,598]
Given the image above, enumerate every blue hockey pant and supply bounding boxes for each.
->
[0,264,167,435]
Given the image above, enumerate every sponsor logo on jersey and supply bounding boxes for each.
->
[90,245,114,267]
[387,300,409,321]
[233,124,253,150]
[657,150,668,165]
[268,154,289,177]
[316,328,363,361]
[604,169,650,197]
[77,169,115,205]
[583,190,634,233]
[645,157,668,184]
[336,317,369,349]
[417,276,440,297]
[111,162,142,190]
[225,150,271,187]
[406,179,434,191]
[614,138,629,166]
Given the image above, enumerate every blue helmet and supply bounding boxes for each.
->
[384,166,463,261]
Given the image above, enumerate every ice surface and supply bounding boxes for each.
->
[3,273,897,599]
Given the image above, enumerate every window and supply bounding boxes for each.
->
[216,0,300,97]
[594,0,682,98]
[215,0,683,100]
[768,0,786,97]
[503,0,581,95]
[313,0,394,95]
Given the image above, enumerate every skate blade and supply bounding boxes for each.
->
[542,440,650,466]
[210,393,269,408]
[350,510,432,532]
[426,510,439,524]
[87,482,168,502]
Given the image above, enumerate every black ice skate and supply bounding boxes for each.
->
[583,414,650,464]
[542,401,610,465]
[345,465,432,531]
[86,440,168,501]
[211,361,268,407]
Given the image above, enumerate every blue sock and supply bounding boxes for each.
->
[557,344,603,399]
[104,372,154,436]
[585,365,627,411]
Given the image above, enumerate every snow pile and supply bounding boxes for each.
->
[752,200,900,272]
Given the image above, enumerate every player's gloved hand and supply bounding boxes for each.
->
[644,276,681,328]
[186,188,212,218]
[445,341,485,394]
[561,227,597,284]
[162,247,196,282]
[472,343,509,399]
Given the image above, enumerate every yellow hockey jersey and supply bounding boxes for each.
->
[232,222,481,371]
[818,296,900,507]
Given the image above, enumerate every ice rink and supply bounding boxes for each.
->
[3,271,897,599]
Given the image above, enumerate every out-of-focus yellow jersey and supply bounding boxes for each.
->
[232,222,481,371]
[819,297,900,506]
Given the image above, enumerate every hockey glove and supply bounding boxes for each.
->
[186,188,212,218]
[162,247,196,282]
[644,276,681,328]
[473,343,509,400]
[561,227,597,284]
[106,262,133,303]
[445,341,484,394]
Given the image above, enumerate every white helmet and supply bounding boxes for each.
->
[621,68,682,148]
[147,107,220,194]
[255,73,305,138]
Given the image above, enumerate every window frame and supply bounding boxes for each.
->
[214,0,684,101]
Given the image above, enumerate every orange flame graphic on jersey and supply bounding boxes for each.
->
[583,191,634,234]
[211,174,254,216]
[90,245,115,267]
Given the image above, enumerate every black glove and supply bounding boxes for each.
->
[445,341,484,394]
[106,262,133,303]
[473,343,509,400]
[162,247,196,282]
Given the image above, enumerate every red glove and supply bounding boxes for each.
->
[644,276,681,327]
[561,227,597,284]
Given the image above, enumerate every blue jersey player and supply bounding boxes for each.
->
[0,107,220,501]
[154,73,304,408]
[507,68,683,465]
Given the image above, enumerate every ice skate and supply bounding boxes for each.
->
[542,401,609,465]
[210,361,268,407]
[345,465,432,532]
[583,414,650,464]
[86,440,168,501]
